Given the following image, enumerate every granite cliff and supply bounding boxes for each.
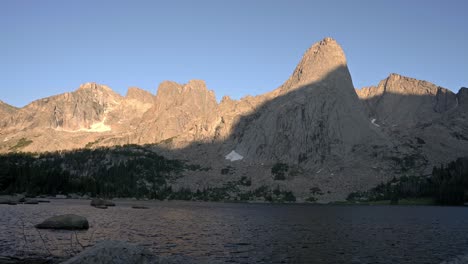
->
[1,38,466,201]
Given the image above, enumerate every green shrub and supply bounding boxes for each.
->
[9,138,33,151]
[272,163,289,180]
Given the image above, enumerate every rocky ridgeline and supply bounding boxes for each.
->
[0,37,467,202]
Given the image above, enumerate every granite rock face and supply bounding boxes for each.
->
[1,83,122,132]
[0,100,17,122]
[135,80,221,145]
[457,87,468,108]
[356,75,468,183]
[356,73,458,127]
[61,241,155,264]
[35,214,89,230]
[61,240,193,264]
[0,37,466,201]
[225,38,386,174]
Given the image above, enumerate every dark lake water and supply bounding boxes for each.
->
[1,200,468,263]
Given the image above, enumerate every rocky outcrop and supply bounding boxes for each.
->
[357,76,468,176]
[0,194,25,204]
[135,80,220,145]
[91,198,115,207]
[457,87,468,108]
[2,83,122,132]
[126,87,154,104]
[279,37,349,94]
[61,241,156,264]
[0,100,17,122]
[0,37,466,201]
[229,38,384,166]
[132,205,149,209]
[356,73,458,127]
[35,214,89,230]
[104,87,154,134]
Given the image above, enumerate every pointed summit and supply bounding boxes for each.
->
[357,74,458,127]
[0,100,18,123]
[126,87,154,104]
[279,37,350,93]
[77,82,113,92]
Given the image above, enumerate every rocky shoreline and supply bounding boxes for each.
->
[1,241,192,264]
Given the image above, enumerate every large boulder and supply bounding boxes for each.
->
[35,214,89,230]
[90,198,115,207]
[0,194,25,204]
[24,199,39,204]
[131,205,149,209]
[61,241,156,264]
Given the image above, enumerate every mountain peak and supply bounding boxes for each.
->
[380,73,450,96]
[279,37,350,93]
[458,87,468,107]
[0,100,18,117]
[187,79,207,89]
[77,82,112,92]
[126,87,154,104]
[319,37,338,45]
[126,87,152,97]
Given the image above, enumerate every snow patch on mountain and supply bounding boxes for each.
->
[225,150,243,161]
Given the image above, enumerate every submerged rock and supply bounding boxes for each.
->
[131,205,149,209]
[0,194,25,204]
[68,193,82,199]
[61,240,156,264]
[24,199,39,204]
[91,198,115,207]
[35,214,89,230]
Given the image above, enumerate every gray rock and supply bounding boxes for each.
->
[131,205,149,209]
[91,198,115,207]
[68,193,81,199]
[356,73,458,127]
[0,194,25,204]
[24,199,39,204]
[60,240,156,264]
[35,214,89,230]
[61,240,194,264]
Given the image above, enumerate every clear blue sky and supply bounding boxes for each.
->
[1,0,467,107]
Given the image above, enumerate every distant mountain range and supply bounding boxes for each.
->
[1,37,467,201]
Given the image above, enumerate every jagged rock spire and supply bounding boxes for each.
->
[280,37,351,93]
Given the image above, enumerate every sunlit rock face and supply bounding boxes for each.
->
[1,83,122,132]
[0,100,17,123]
[133,80,221,146]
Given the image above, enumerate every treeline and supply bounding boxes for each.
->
[0,146,296,202]
[0,145,184,198]
[348,157,468,205]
